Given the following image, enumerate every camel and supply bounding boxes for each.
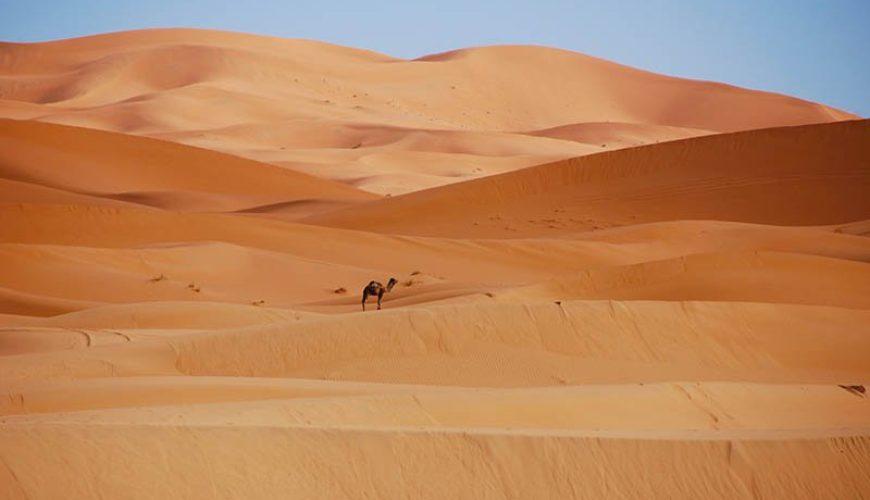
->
[361,278,397,311]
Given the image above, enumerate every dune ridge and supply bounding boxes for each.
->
[1,27,858,195]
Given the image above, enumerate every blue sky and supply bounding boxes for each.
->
[2,0,867,116]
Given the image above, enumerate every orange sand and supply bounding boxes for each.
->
[0,28,868,499]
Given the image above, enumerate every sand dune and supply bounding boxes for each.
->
[1,299,868,498]
[0,177,146,208]
[2,29,852,131]
[0,301,314,330]
[0,376,424,416]
[0,118,376,214]
[6,381,870,432]
[1,423,866,500]
[1,28,868,499]
[309,119,870,236]
[1,28,857,194]
[2,205,868,315]
[0,241,393,312]
[2,300,866,386]
[500,250,870,308]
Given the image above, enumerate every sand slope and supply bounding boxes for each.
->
[309,119,870,236]
[1,28,868,499]
[0,118,376,214]
[1,299,869,498]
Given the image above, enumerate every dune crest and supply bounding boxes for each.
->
[1,27,858,195]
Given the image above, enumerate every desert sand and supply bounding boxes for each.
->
[0,28,868,499]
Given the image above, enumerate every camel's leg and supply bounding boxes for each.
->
[362,290,369,311]
[377,290,384,310]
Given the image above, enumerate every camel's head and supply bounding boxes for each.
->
[386,277,398,292]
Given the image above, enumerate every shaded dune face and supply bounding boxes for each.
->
[1,28,869,500]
